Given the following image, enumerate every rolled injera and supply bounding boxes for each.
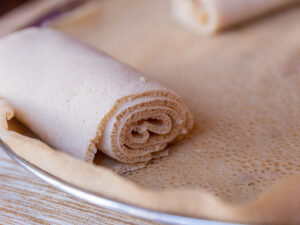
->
[173,0,299,34]
[0,28,193,164]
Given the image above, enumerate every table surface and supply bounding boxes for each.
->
[0,150,157,225]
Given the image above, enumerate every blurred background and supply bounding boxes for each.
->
[0,0,83,37]
[0,0,30,16]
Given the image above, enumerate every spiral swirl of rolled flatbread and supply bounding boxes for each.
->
[0,28,193,164]
[99,90,193,163]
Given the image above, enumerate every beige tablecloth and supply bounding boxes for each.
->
[0,150,158,224]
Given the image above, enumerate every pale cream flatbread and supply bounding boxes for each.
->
[0,28,192,166]
[48,0,300,202]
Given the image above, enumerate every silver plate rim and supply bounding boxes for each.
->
[0,136,239,225]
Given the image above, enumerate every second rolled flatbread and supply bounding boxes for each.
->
[173,0,299,34]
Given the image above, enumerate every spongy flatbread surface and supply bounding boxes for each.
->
[48,0,300,204]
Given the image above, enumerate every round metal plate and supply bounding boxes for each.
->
[0,137,239,225]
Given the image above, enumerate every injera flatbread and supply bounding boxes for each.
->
[0,27,193,172]
[172,0,300,34]
[0,0,299,224]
